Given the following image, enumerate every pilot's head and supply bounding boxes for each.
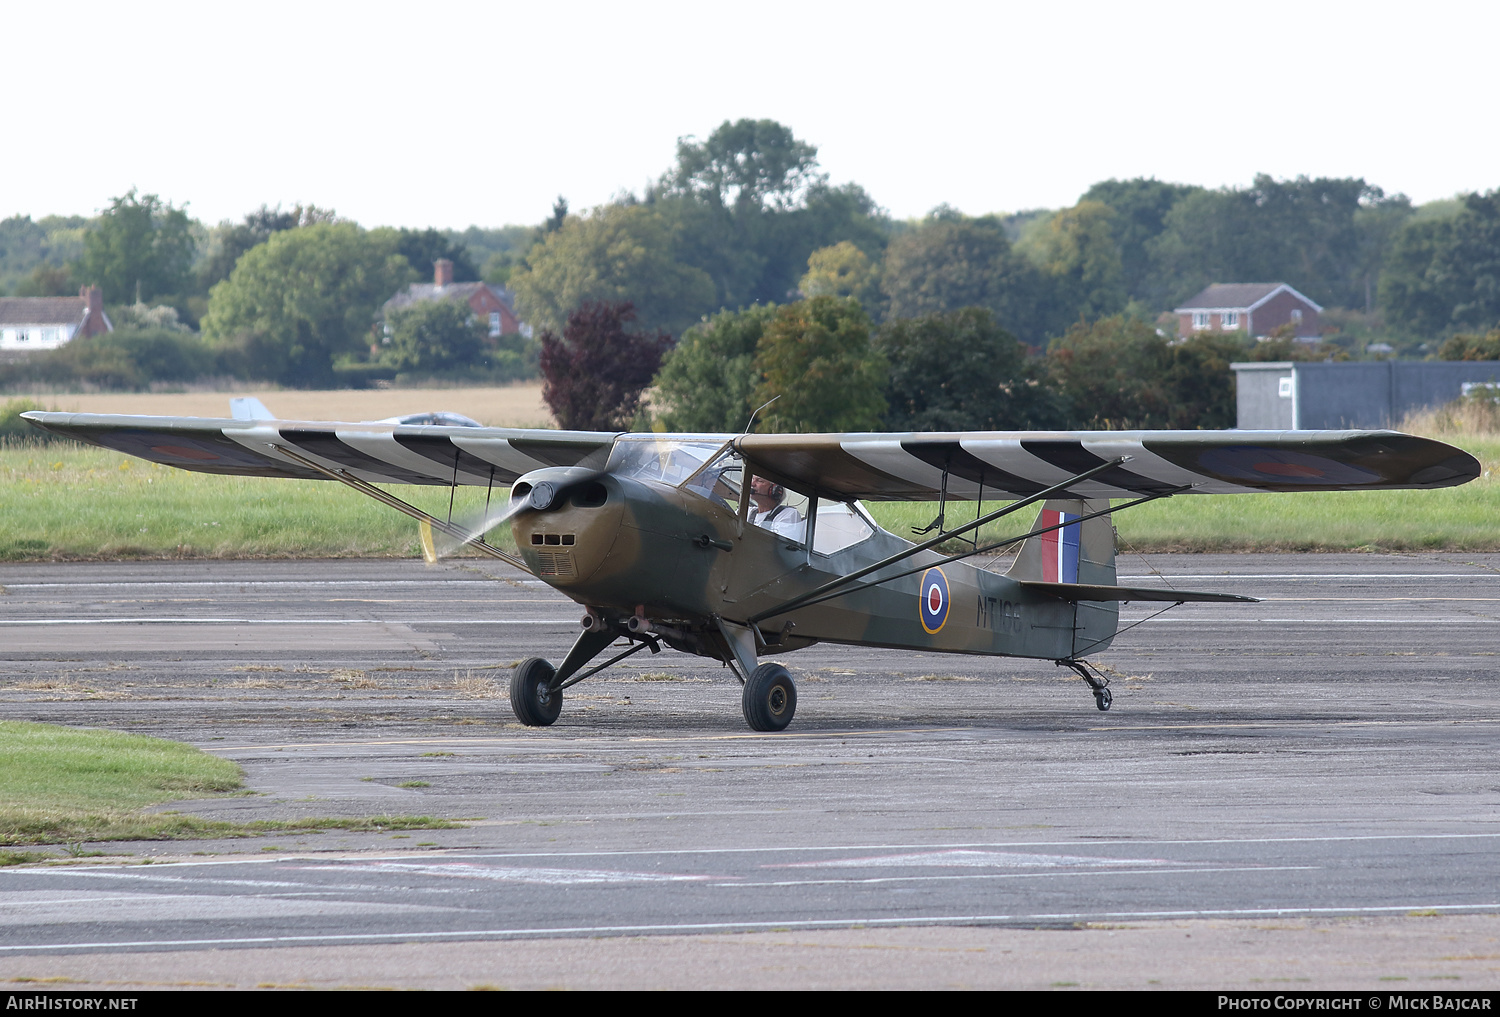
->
[750,475,785,511]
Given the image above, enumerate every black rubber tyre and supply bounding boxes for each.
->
[1094,686,1112,712]
[742,663,797,732]
[510,657,562,726]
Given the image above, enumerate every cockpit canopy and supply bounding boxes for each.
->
[606,437,729,488]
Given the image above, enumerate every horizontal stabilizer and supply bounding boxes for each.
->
[1019,581,1258,604]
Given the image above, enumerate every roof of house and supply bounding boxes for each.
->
[0,296,89,327]
[383,282,515,313]
[1174,283,1323,314]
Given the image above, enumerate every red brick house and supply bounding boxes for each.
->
[1174,283,1321,340]
[382,259,525,338]
[0,285,112,355]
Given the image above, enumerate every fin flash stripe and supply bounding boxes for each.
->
[1039,510,1081,584]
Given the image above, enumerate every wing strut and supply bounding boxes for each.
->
[750,485,1187,623]
[746,456,1133,625]
[268,443,531,572]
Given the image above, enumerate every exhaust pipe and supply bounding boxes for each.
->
[626,614,652,634]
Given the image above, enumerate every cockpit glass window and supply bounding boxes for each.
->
[811,500,874,555]
[607,438,726,488]
[683,449,744,510]
[745,474,810,543]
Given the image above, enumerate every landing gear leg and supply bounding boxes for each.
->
[1057,659,1112,712]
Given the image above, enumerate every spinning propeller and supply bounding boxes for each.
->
[418,468,605,565]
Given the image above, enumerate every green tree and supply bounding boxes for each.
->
[1380,192,1500,338]
[510,203,716,337]
[75,189,197,305]
[14,263,74,297]
[1080,178,1203,306]
[656,119,889,312]
[1147,175,1408,310]
[1047,315,1242,429]
[751,297,886,433]
[653,304,777,432]
[1438,328,1500,360]
[195,204,336,293]
[1022,200,1127,321]
[877,307,1065,431]
[1378,216,1457,337]
[800,241,878,305]
[381,300,485,373]
[1,214,88,296]
[880,213,1060,343]
[395,228,480,284]
[202,223,414,386]
[1436,191,1500,331]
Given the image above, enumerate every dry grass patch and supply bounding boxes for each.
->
[453,670,502,698]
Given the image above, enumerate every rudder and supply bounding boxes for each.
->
[1005,499,1116,586]
[1006,499,1119,657]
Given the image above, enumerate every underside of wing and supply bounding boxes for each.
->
[1019,582,1258,604]
[21,412,619,486]
[734,430,1480,500]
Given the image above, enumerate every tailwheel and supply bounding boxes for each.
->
[511,657,562,726]
[1058,659,1112,713]
[742,663,797,732]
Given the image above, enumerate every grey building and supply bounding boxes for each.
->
[1232,360,1500,429]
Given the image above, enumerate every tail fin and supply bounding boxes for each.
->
[1006,499,1116,586]
[1007,499,1119,658]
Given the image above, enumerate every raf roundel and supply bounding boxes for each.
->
[919,567,950,634]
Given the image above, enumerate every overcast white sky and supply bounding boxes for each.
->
[6,0,1496,229]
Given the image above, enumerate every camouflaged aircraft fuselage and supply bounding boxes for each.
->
[511,468,1118,664]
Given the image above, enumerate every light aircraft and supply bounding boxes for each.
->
[23,408,1479,731]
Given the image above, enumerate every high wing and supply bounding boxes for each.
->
[21,414,1479,499]
[21,412,618,486]
[734,430,1479,500]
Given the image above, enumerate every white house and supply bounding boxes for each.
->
[0,286,113,353]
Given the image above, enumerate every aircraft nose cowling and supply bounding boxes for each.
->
[511,468,624,586]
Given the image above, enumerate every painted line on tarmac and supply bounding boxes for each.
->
[1,581,496,589]
[718,864,1321,888]
[211,727,950,752]
[1090,719,1500,733]
[4,902,1498,953]
[1125,618,1500,624]
[1118,574,1500,581]
[0,618,576,625]
[10,831,1497,873]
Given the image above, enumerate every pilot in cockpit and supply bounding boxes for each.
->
[747,476,805,541]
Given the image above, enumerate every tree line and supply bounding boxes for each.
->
[2,119,1498,417]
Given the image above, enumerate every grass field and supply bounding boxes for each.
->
[0,443,510,560]
[3,433,1497,560]
[0,721,459,852]
[11,383,552,429]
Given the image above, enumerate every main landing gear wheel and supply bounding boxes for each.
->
[743,663,797,732]
[511,657,562,726]
[1093,686,1112,712]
